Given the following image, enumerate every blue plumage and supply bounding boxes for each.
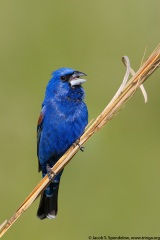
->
[37,68,88,219]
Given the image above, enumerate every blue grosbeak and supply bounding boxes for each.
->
[37,68,88,219]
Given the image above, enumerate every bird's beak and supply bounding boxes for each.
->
[70,71,87,87]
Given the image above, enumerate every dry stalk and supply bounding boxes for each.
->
[0,44,160,238]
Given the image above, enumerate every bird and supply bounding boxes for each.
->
[37,67,88,220]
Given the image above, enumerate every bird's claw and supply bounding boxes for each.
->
[74,139,85,152]
[78,144,85,152]
[46,164,57,182]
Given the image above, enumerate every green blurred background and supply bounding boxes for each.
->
[0,0,160,239]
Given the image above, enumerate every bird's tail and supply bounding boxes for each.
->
[37,186,59,220]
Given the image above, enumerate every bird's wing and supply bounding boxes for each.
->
[37,106,45,172]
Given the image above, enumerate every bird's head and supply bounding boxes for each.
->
[45,68,87,100]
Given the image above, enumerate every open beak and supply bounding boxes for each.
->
[70,71,87,87]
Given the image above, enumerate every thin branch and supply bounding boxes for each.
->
[0,44,160,238]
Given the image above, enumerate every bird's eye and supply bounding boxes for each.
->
[60,76,66,81]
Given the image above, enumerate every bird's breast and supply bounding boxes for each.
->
[39,99,88,165]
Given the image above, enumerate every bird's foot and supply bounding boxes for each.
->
[74,139,85,152]
[46,164,57,182]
